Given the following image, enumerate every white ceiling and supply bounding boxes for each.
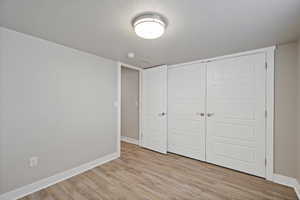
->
[1,0,300,68]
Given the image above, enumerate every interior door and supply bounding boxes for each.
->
[141,65,167,153]
[168,63,206,160]
[206,53,266,177]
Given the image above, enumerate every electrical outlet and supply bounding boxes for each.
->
[29,157,38,167]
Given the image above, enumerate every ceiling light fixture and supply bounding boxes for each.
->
[132,13,167,39]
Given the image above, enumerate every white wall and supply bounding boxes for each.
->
[0,27,118,194]
[121,67,139,140]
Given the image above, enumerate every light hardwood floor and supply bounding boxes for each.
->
[20,142,298,200]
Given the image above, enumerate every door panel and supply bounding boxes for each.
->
[206,53,266,177]
[142,65,167,153]
[168,63,206,161]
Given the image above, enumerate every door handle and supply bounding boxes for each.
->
[196,112,205,117]
[207,113,214,117]
[158,112,166,117]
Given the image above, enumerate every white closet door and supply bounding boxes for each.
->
[168,63,206,161]
[206,53,266,177]
[141,65,167,154]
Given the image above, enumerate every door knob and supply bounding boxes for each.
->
[159,112,166,117]
[196,112,205,116]
[207,113,214,117]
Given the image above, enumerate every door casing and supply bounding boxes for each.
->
[117,62,143,155]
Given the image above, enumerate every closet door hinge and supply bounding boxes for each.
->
[265,109,267,118]
[265,158,267,166]
[265,62,268,70]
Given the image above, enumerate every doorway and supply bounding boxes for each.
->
[121,64,141,146]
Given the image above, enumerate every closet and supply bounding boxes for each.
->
[141,47,275,179]
[168,53,266,177]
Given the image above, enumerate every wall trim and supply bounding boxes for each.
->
[273,174,300,199]
[169,46,276,68]
[121,136,139,145]
[119,62,143,71]
[0,152,119,200]
[295,181,300,199]
[117,62,122,157]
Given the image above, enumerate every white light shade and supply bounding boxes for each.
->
[133,14,166,39]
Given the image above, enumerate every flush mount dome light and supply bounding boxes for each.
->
[132,13,167,39]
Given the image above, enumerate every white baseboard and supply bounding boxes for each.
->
[121,136,139,145]
[295,182,300,200]
[0,152,119,200]
[273,174,300,199]
[273,174,298,187]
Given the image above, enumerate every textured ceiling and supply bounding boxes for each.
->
[1,0,300,68]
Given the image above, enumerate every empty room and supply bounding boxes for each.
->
[0,0,300,199]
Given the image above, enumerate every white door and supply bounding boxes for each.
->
[168,63,206,160]
[141,65,167,153]
[206,53,266,177]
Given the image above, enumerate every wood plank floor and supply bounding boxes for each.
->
[20,142,298,200]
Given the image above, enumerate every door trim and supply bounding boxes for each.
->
[265,47,275,181]
[168,46,276,181]
[117,62,143,155]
